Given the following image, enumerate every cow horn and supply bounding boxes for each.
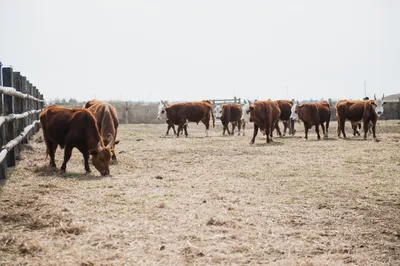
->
[106,133,114,148]
[97,141,103,151]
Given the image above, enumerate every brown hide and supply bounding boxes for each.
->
[84,100,119,160]
[336,100,378,139]
[165,101,215,137]
[295,101,331,140]
[247,100,281,144]
[220,104,242,135]
[39,105,112,175]
[275,100,294,136]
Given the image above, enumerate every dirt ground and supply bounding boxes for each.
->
[1,120,399,265]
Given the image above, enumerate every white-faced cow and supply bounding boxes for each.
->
[336,94,386,139]
[158,100,215,137]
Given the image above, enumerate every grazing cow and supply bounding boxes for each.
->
[246,100,281,144]
[292,101,331,140]
[220,103,243,135]
[159,100,215,137]
[157,101,187,136]
[40,105,114,175]
[336,94,386,139]
[274,100,296,136]
[83,100,120,160]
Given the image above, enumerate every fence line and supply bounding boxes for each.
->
[0,62,44,179]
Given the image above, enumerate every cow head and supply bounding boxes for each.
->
[290,100,299,120]
[89,138,114,176]
[215,104,222,119]
[157,101,168,120]
[241,99,252,122]
[373,93,386,117]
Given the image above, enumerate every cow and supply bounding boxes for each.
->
[157,101,187,136]
[159,100,215,137]
[219,103,243,135]
[338,97,372,137]
[274,100,296,136]
[215,104,222,119]
[40,105,114,176]
[336,94,386,139]
[83,100,120,160]
[291,101,331,140]
[246,100,281,144]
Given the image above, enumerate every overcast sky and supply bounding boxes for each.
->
[1,0,399,102]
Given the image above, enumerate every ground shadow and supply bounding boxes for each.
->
[33,165,106,180]
[253,141,284,146]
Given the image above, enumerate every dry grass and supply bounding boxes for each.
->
[0,120,399,265]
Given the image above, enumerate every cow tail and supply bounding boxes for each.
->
[211,107,215,128]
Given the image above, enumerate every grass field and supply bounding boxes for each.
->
[1,120,399,265]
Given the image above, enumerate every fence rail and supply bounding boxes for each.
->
[0,62,44,179]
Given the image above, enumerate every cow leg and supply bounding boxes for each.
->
[274,122,282,137]
[176,122,184,138]
[325,120,330,138]
[201,118,210,137]
[320,123,326,138]
[340,120,347,138]
[242,121,246,136]
[183,124,188,137]
[46,140,57,168]
[371,121,376,139]
[78,147,91,173]
[226,124,231,135]
[315,124,321,140]
[60,145,73,172]
[250,124,259,144]
[231,123,235,135]
[304,124,309,140]
[237,120,242,136]
[222,125,226,135]
[282,121,288,136]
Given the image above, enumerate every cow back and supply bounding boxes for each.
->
[221,104,242,125]
[275,100,293,120]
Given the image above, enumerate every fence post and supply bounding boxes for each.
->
[398,97,400,120]
[234,96,237,103]
[2,66,16,167]
[125,101,129,124]
[0,62,5,178]
[21,77,28,144]
[13,72,22,159]
[27,82,33,140]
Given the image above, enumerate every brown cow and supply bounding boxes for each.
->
[83,100,120,160]
[247,100,281,144]
[40,105,114,175]
[157,101,186,136]
[292,101,331,140]
[336,94,386,139]
[274,100,295,136]
[160,100,215,137]
[220,103,242,135]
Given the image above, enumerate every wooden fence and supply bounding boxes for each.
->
[0,62,45,179]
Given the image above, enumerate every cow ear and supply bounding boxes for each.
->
[249,106,255,111]
[89,149,98,156]
[298,104,304,108]
[371,102,376,106]
[383,101,387,105]
[114,140,120,145]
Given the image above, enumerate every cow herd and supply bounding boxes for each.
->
[38,95,386,176]
[157,94,386,144]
